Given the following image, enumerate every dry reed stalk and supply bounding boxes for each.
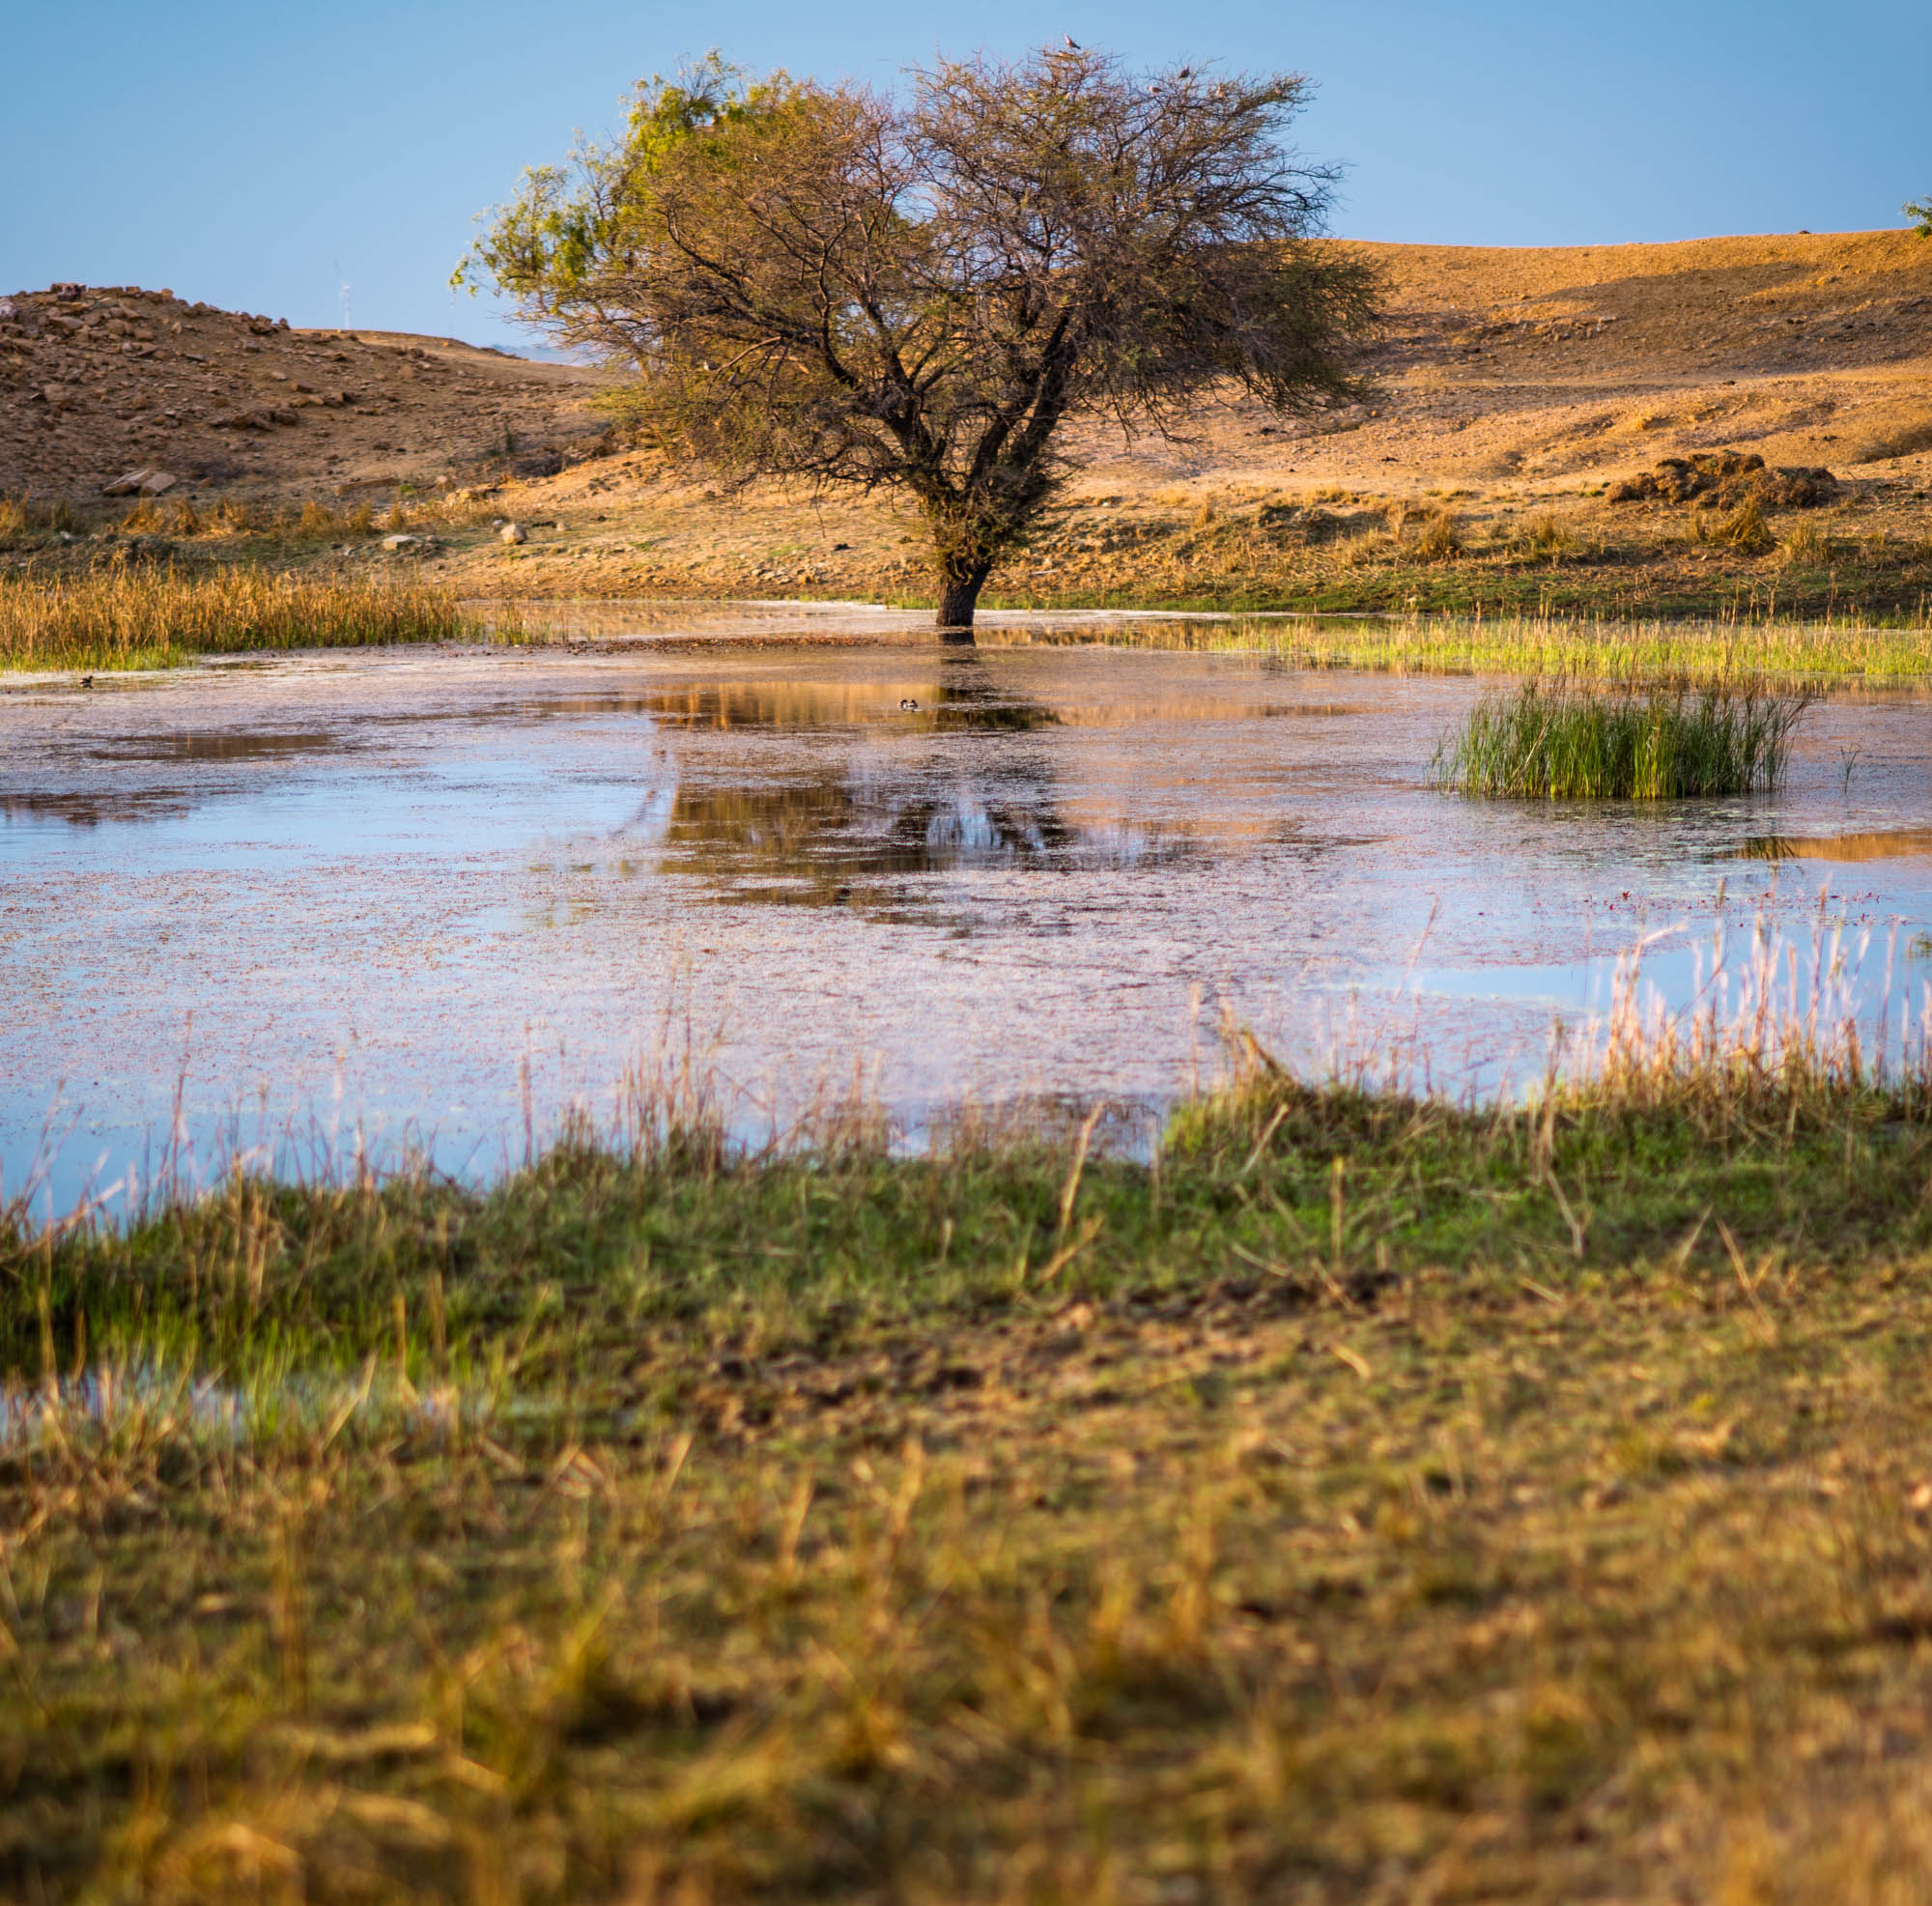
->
[0,568,499,671]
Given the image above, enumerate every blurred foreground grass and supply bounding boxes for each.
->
[9,1053,1932,1901]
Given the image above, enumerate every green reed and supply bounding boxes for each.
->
[1435,677,1809,798]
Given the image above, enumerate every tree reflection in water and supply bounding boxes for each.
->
[638,657,1192,907]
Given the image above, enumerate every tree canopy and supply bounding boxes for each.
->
[461,46,1379,631]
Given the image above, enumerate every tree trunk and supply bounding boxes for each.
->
[936,567,988,640]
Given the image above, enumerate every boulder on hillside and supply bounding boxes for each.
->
[1607,450,1840,509]
[101,469,179,498]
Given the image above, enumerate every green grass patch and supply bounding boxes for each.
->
[7,1067,1932,1899]
[978,609,1932,684]
[1435,677,1808,797]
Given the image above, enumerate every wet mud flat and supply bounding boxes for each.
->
[4,613,1932,1208]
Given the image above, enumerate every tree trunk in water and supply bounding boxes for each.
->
[936,567,988,641]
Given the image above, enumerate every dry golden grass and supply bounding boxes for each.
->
[1409,506,1464,560]
[9,946,1932,1900]
[1521,511,1577,559]
[1779,520,1831,568]
[0,492,75,536]
[0,566,496,671]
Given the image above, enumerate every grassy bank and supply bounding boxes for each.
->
[0,568,498,672]
[411,476,1932,629]
[9,1040,1932,1901]
[992,608,1932,684]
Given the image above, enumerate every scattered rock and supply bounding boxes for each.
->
[498,522,527,545]
[51,282,83,302]
[1607,450,1840,509]
[101,469,178,498]
[381,533,426,553]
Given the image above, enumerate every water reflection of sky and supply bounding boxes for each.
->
[5,633,1932,1216]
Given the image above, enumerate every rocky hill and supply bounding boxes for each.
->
[0,283,600,504]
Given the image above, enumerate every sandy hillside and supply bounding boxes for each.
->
[5,231,1932,612]
[1150,229,1932,495]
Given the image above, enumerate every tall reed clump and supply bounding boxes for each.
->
[1436,678,1808,799]
[0,568,510,672]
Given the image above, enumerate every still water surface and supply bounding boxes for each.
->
[5,612,1930,1212]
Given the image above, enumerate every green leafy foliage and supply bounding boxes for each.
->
[456,44,1378,628]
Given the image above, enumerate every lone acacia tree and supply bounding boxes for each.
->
[462,46,1378,633]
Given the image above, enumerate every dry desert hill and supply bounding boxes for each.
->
[5,228,1931,615]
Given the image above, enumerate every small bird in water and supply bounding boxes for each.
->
[899,697,920,711]
[79,674,94,689]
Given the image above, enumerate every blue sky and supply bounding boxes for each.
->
[4,0,1925,347]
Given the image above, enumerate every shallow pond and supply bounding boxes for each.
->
[5,607,1931,1214]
